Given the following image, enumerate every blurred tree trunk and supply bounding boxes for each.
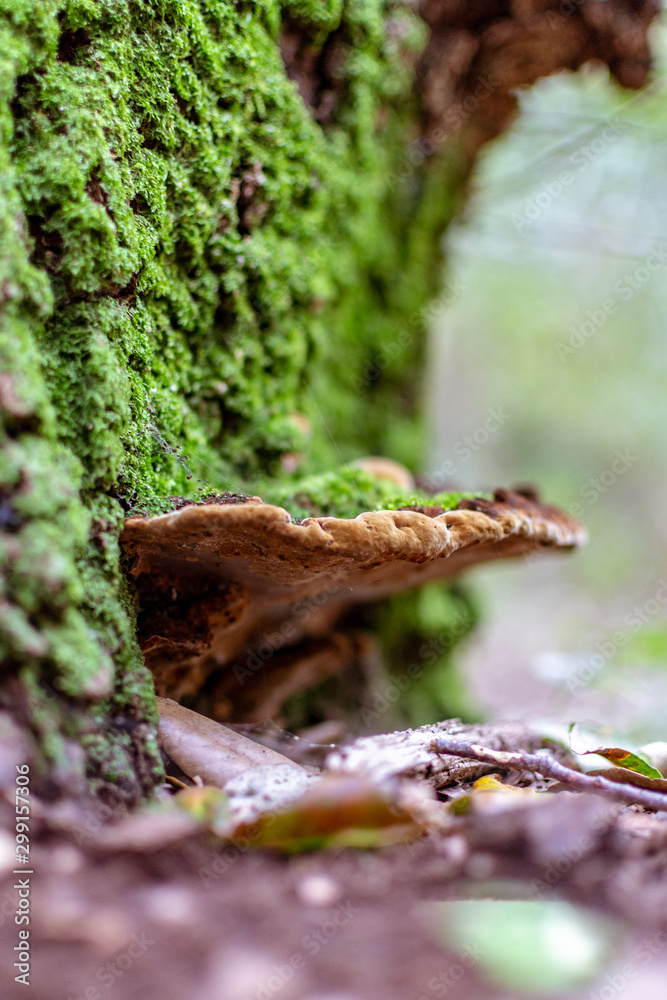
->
[0,0,656,805]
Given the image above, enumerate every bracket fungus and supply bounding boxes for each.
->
[121,485,585,724]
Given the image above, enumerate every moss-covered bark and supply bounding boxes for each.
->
[0,0,444,802]
[0,0,657,803]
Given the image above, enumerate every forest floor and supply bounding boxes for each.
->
[3,735,667,1000]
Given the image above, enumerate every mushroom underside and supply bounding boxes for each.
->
[121,489,585,722]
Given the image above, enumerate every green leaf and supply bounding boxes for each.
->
[581,747,663,780]
[568,724,665,779]
[175,786,231,829]
[423,900,618,995]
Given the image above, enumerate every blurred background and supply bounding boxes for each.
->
[417,25,667,999]
[426,20,667,746]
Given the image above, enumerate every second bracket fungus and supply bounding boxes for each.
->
[121,482,585,723]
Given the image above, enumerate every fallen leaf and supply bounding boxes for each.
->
[585,768,667,793]
[175,786,231,828]
[157,698,308,786]
[638,741,667,777]
[472,775,526,793]
[580,747,662,780]
[231,775,425,852]
[82,808,202,852]
[449,774,534,815]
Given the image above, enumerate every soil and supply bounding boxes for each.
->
[3,769,667,1000]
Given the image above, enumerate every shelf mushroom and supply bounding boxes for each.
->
[121,486,585,723]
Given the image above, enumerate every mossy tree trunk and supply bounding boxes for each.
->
[0,0,655,805]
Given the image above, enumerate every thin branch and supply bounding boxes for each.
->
[431,737,667,813]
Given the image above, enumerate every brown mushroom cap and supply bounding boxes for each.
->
[121,489,585,720]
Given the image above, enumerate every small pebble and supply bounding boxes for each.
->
[465,851,496,880]
[50,844,84,875]
[143,885,197,926]
[296,873,342,907]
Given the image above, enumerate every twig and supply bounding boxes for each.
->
[164,775,190,791]
[431,737,667,813]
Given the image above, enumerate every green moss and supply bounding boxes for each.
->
[0,0,469,799]
[9,0,431,508]
[370,582,481,728]
[261,466,486,520]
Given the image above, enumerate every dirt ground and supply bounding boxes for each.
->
[3,775,667,1000]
